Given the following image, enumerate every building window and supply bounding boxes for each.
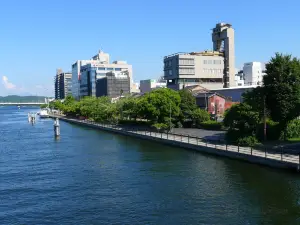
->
[179,58,194,65]
[213,60,221,64]
[204,60,207,64]
[115,68,122,71]
[107,68,114,71]
[169,70,172,75]
[179,68,195,74]
[98,68,105,70]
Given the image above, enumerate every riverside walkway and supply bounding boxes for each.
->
[50,115,300,172]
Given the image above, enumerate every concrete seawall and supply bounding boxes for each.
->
[51,115,300,172]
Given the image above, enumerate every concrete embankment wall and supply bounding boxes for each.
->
[52,116,300,172]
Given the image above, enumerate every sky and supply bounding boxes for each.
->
[0,0,299,96]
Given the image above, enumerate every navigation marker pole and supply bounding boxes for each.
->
[54,118,60,138]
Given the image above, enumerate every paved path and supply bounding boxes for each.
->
[172,128,225,141]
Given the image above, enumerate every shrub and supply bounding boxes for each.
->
[192,108,210,126]
[199,120,223,130]
[226,129,258,146]
[152,123,169,132]
[225,129,241,143]
[286,119,300,139]
[182,120,193,128]
[236,136,258,147]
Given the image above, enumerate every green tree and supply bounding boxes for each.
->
[49,100,64,111]
[116,96,139,120]
[138,88,181,126]
[40,104,47,109]
[263,53,300,139]
[191,108,210,126]
[242,86,265,118]
[62,96,80,117]
[79,96,99,118]
[223,103,260,135]
[178,89,198,122]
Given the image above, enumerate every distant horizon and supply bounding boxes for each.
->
[0,95,53,98]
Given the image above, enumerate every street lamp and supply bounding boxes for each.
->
[169,102,172,131]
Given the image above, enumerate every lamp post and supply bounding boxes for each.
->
[169,102,172,132]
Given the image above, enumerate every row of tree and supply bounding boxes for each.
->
[47,88,212,131]
[224,53,300,145]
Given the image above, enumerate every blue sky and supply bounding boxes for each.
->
[0,0,299,96]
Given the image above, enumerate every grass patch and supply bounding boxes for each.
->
[287,137,300,142]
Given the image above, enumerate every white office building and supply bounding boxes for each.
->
[72,50,133,99]
[235,70,244,86]
[140,79,167,94]
[243,62,266,86]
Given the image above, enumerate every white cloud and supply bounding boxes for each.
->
[2,76,16,89]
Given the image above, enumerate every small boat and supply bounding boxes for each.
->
[39,109,49,118]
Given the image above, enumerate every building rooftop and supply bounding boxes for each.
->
[164,50,224,59]
[210,85,259,91]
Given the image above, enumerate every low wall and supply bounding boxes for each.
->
[51,116,300,172]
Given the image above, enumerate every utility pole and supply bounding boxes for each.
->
[205,93,207,111]
[169,102,172,131]
[263,95,267,141]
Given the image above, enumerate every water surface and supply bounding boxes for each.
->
[1,106,300,224]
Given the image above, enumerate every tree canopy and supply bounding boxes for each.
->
[178,89,198,122]
[223,103,260,135]
[264,53,300,132]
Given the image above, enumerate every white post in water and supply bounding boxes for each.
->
[54,118,60,137]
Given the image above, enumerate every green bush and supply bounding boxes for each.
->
[152,123,169,132]
[286,119,300,139]
[236,136,258,147]
[192,108,210,126]
[182,120,193,128]
[225,129,241,143]
[226,129,258,146]
[199,120,223,130]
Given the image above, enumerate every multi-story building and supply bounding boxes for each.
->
[140,79,167,93]
[243,62,266,86]
[164,51,225,90]
[54,69,72,100]
[72,50,133,99]
[79,61,132,98]
[235,70,244,86]
[96,71,130,98]
[164,23,235,90]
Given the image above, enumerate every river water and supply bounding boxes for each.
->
[1,106,300,225]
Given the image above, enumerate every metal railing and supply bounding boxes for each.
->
[52,115,300,166]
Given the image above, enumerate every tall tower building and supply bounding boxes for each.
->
[212,23,235,88]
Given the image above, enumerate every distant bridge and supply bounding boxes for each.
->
[0,102,44,106]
